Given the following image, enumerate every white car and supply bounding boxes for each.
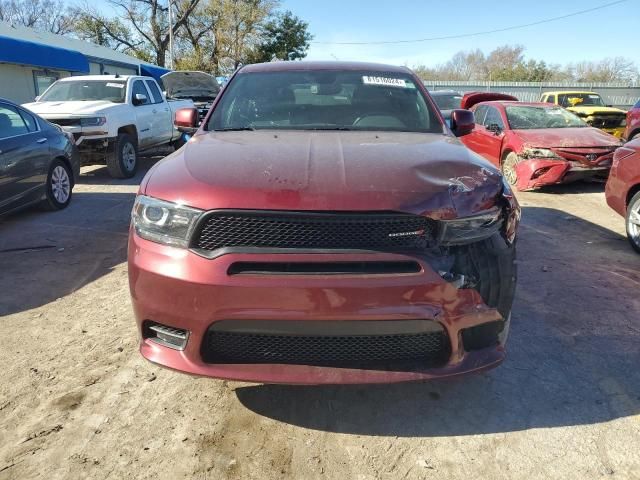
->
[24,75,193,178]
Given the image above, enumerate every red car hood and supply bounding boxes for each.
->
[143,130,504,219]
[514,127,621,149]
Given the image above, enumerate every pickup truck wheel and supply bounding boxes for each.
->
[501,152,521,186]
[106,133,138,179]
[41,159,72,210]
[625,191,640,253]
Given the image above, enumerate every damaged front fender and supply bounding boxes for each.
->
[514,159,570,191]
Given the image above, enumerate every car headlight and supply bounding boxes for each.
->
[132,195,203,248]
[438,208,503,246]
[80,116,107,127]
[522,148,562,160]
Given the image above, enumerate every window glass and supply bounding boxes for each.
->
[145,80,164,104]
[40,80,126,103]
[473,105,488,124]
[33,71,59,96]
[483,106,505,129]
[18,108,38,132]
[557,93,605,108]
[208,70,442,133]
[431,93,462,110]
[132,81,151,105]
[0,104,29,138]
[506,106,587,129]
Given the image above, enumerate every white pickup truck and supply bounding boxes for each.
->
[23,75,193,178]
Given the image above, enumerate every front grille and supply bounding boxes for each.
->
[46,118,80,127]
[192,211,436,255]
[201,320,450,369]
[590,116,624,129]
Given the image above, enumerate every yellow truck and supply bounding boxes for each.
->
[540,91,626,138]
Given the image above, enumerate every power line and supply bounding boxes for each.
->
[311,0,629,45]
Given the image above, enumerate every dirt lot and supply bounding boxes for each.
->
[1,158,639,480]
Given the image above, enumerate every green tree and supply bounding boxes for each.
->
[248,10,312,63]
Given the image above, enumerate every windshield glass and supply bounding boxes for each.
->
[207,70,441,132]
[39,80,127,103]
[557,93,605,108]
[432,94,462,110]
[506,106,587,129]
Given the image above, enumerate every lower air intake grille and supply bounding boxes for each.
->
[191,211,436,255]
[201,320,450,369]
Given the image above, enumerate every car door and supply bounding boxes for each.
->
[145,79,173,145]
[475,106,507,166]
[0,103,50,213]
[460,104,488,156]
[130,80,155,148]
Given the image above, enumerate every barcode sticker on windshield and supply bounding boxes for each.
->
[362,76,407,88]
[106,83,124,88]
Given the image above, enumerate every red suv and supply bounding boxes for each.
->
[128,62,520,384]
[623,99,640,141]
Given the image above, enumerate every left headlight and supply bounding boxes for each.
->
[438,208,503,246]
[132,195,204,248]
[522,147,562,160]
[80,116,107,127]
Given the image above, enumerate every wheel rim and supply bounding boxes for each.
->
[628,198,640,247]
[51,165,70,204]
[122,142,136,171]
[503,156,518,185]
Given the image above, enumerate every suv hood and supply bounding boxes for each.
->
[514,127,622,148]
[143,131,504,219]
[567,105,626,115]
[22,100,117,116]
[161,71,220,99]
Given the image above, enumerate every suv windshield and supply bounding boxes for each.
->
[39,80,127,103]
[557,93,605,108]
[207,70,441,133]
[506,106,587,129]
[432,93,462,110]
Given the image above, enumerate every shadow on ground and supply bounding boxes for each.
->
[235,206,640,436]
[0,155,161,315]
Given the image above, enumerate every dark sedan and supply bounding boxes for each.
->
[0,98,80,216]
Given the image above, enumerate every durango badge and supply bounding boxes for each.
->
[388,229,425,238]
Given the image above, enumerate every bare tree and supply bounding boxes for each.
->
[0,0,78,34]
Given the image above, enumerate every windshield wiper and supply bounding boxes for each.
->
[307,127,353,131]
[213,127,255,132]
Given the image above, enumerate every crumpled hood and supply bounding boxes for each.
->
[567,105,626,116]
[161,71,220,99]
[143,131,504,219]
[514,127,622,149]
[22,101,118,116]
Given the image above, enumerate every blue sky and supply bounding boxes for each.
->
[280,0,640,67]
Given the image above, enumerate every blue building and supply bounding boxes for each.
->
[0,21,170,103]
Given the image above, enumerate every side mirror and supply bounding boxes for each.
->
[487,123,503,135]
[174,107,199,134]
[133,93,147,106]
[450,109,475,137]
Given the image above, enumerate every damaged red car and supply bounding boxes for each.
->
[606,138,640,253]
[128,62,520,384]
[460,93,622,191]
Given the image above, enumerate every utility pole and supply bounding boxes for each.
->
[168,0,174,70]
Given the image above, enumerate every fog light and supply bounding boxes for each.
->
[144,322,189,350]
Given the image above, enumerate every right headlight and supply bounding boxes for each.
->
[131,195,203,248]
[438,208,503,246]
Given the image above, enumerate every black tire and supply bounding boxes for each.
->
[106,133,138,179]
[625,191,640,254]
[41,159,72,211]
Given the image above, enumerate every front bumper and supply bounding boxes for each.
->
[128,232,515,384]
[515,158,610,191]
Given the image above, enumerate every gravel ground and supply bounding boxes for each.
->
[1,159,639,480]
